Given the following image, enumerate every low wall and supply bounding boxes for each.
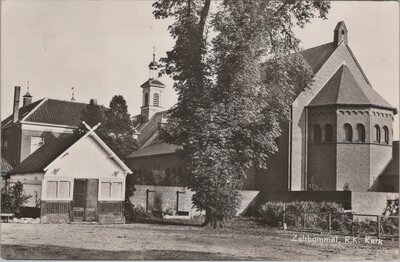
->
[129,185,260,217]
[351,192,399,215]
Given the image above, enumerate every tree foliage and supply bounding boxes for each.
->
[1,181,31,218]
[154,0,330,228]
[77,95,138,159]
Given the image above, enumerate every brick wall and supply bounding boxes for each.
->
[129,185,259,217]
[307,107,337,191]
[291,43,373,190]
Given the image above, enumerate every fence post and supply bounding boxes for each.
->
[351,213,354,236]
[283,203,286,230]
[328,212,331,233]
[146,189,149,213]
[176,191,179,213]
[377,215,381,238]
[303,212,306,229]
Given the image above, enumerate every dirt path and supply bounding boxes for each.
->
[1,223,398,260]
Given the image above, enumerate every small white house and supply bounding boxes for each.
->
[7,123,132,223]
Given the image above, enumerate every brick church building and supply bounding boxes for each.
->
[126,21,399,193]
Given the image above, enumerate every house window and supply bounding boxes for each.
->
[343,124,352,142]
[45,180,71,200]
[100,182,112,199]
[58,181,71,199]
[153,93,160,107]
[30,136,44,154]
[356,124,365,142]
[46,181,58,199]
[111,182,123,199]
[383,126,389,144]
[100,181,123,200]
[374,125,381,143]
[313,125,322,143]
[324,124,333,142]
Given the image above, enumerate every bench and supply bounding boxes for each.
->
[1,213,15,223]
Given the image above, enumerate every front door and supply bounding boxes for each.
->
[72,179,98,222]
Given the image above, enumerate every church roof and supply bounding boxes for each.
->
[140,79,165,88]
[300,42,337,73]
[308,64,396,112]
[127,140,179,158]
[2,98,94,128]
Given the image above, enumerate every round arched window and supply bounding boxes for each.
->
[383,126,389,144]
[313,125,322,143]
[374,125,381,143]
[343,124,352,142]
[324,124,333,143]
[356,124,365,142]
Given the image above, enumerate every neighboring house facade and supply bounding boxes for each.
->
[126,21,398,193]
[6,124,131,223]
[1,86,92,167]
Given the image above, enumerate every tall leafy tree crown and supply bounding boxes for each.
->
[154,0,330,228]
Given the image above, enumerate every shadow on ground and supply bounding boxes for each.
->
[1,244,267,260]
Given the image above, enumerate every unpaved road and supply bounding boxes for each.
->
[1,222,398,260]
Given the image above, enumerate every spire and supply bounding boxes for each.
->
[148,46,159,79]
[71,87,76,101]
[334,21,348,46]
[23,81,33,106]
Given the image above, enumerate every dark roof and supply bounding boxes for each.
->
[24,99,88,126]
[136,111,168,147]
[1,99,44,128]
[9,134,82,175]
[300,42,337,73]
[140,79,165,88]
[308,64,396,111]
[1,158,13,173]
[127,140,179,158]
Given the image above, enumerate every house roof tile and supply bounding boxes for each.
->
[24,99,88,126]
[9,134,82,175]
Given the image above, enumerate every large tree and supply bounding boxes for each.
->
[154,0,330,228]
[78,95,138,159]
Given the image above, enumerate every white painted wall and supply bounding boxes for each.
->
[42,134,127,201]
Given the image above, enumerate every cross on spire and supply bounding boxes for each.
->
[71,87,75,101]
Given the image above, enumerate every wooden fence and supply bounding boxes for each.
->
[282,210,399,238]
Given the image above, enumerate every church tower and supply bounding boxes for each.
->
[140,51,165,122]
[334,21,348,45]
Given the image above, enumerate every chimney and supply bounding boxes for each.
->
[89,99,98,105]
[13,86,21,123]
[23,90,32,106]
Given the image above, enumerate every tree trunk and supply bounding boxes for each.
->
[203,211,224,229]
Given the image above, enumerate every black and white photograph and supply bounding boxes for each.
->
[0,0,399,260]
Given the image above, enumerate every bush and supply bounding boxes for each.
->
[123,202,150,223]
[258,201,345,230]
[1,181,31,218]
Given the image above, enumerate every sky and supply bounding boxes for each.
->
[1,1,399,138]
